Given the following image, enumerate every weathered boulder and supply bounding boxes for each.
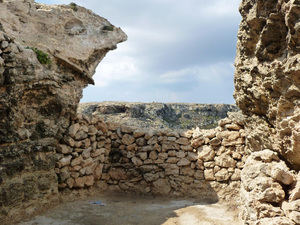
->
[255,217,295,225]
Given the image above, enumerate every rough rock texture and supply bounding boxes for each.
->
[56,111,247,201]
[0,0,126,224]
[235,0,300,224]
[1,0,298,224]
[78,101,239,129]
[234,0,300,167]
[241,150,295,223]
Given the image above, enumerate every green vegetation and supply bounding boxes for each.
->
[179,120,194,129]
[69,2,78,11]
[202,123,218,129]
[26,47,52,65]
[102,25,114,31]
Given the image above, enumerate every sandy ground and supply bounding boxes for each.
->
[18,193,242,225]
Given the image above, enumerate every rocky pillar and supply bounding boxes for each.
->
[234,0,300,166]
[234,0,300,224]
[0,1,126,224]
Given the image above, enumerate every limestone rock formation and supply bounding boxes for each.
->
[0,0,299,224]
[234,0,300,167]
[241,150,295,222]
[78,101,239,129]
[0,0,126,223]
[235,0,300,224]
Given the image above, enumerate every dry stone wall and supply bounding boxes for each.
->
[56,112,248,201]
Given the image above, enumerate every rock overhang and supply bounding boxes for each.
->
[0,1,127,223]
[0,0,127,82]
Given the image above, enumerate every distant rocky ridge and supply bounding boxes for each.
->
[78,102,239,129]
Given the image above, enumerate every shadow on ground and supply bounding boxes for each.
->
[18,192,241,225]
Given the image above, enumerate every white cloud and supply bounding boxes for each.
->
[159,62,234,84]
[202,0,241,17]
[124,26,175,45]
[35,0,241,104]
[93,55,141,87]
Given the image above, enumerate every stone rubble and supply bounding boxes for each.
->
[240,149,297,224]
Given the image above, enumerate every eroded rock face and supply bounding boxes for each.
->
[234,0,300,166]
[0,0,126,223]
[241,150,295,222]
[235,0,300,224]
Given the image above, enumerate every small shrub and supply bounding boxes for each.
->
[102,25,114,31]
[69,2,78,11]
[26,47,52,65]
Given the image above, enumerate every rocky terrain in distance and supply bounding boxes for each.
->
[78,101,239,129]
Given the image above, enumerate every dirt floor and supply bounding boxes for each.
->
[18,193,242,225]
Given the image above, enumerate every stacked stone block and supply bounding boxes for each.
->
[56,114,110,189]
[56,112,248,199]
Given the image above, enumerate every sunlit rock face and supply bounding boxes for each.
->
[234,0,300,167]
[235,0,300,224]
[0,0,126,223]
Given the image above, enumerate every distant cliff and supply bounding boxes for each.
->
[78,102,239,129]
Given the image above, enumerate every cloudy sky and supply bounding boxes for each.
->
[36,0,242,104]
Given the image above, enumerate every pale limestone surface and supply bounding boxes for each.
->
[234,0,300,166]
[18,193,242,225]
[235,0,300,224]
[0,0,127,77]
